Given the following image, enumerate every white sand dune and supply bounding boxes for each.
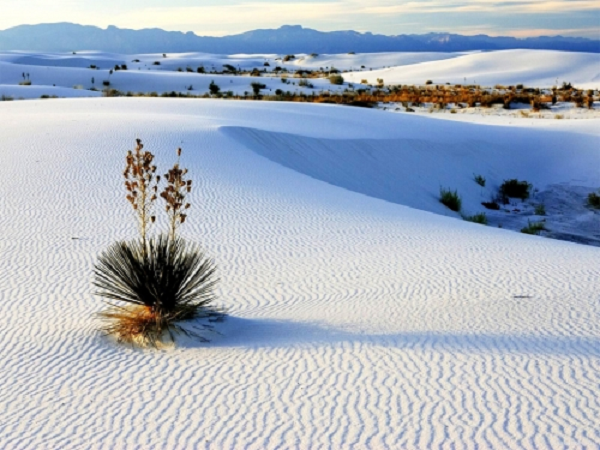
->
[0,98,598,449]
[2,49,598,103]
[285,51,465,71]
[346,49,600,89]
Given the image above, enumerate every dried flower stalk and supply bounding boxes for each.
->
[124,138,160,250]
[161,147,192,242]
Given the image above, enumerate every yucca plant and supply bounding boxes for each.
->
[94,235,222,346]
[94,139,222,347]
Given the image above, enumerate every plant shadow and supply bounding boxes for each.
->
[178,316,600,357]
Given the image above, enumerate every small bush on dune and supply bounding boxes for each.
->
[463,213,487,225]
[250,82,266,96]
[329,74,344,85]
[588,191,600,209]
[521,220,547,235]
[440,187,462,212]
[93,139,223,347]
[19,80,32,86]
[94,235,221,347]
[209,80,220,95]
[500,179,532,201]
[481,201,500,210]
[534,204,546,215]
[473,174,486,187]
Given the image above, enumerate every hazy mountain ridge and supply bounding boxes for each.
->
[0,23,598,53]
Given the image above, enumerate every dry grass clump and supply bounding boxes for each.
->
[94,139,222,347]
[521,220,547,235]
[463,212,488,225]
[440,187,462,212]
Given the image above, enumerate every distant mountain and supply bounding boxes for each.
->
[0,23,598,54]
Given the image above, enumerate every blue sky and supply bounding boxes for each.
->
[2,0,599,38]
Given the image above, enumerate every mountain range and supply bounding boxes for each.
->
[0,23,598,54]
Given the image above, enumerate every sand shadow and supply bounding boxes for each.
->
[178,316,600,357]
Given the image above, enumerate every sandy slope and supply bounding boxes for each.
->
[0,99,598,449]
[345,49,600,89]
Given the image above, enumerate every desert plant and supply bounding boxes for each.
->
[463,213,487,225]
[18,80,32,86]
[481,201,500,210]
[473,174,486,187]
[500,179,532,201]
[298,78,314,88]
[223,64,237,73]
[521,220,547,235]
[209,80,220,95]
[124,139,160,251]
[160,148,192,241]
[94,140,222,347]
[250,82,267,96]
[94,234,221,347]
[534,204,546,215]
[329,74,344,85]
[588,191,600,209]
[440,187,462,212]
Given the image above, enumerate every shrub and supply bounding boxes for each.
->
[500,179,532,201]
[153,61,161,66]
[250,82,266,96]
[329,74,344,85]
[521,220,547,235]
[298,78,314,88]
[481,201,500,210]
[223,64,237,73]
[282,54,295,62]
[94,235,221,347]
[102,80,110,87]
[197,66,205,74]
[473,174,486,187]
[18,80,32,86]
[209,80,220,95]
[425,80,433,85]
[588,191,600,209]
[463,213,487,225]
[534,204,546,215]
[440,187,462,212]
[94,140,222,347]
